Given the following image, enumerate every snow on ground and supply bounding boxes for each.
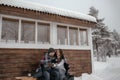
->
[74,76,82,80]
[74,73,102,80]
[81,73,102,80]
[74,56,120,80]
[94,57,120,80]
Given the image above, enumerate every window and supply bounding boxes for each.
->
[69,27,78,45]
[79,29,88,46]
[0,15,89,47]
[57,25,88,46]
[37,23,50,44]
[2,18,19,43]
[21,20,35,43]
[57,25,68,45]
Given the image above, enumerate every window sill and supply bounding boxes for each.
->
[0,42,91,50]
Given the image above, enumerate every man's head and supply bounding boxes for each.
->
[48,48,55,57]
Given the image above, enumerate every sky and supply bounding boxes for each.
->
[25,0,120,32]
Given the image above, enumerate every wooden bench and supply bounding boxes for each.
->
[16,77,36,80]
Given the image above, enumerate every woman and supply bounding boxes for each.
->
[56,49,66,80]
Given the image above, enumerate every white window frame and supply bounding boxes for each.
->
[79,29,88,46]
[18,19,21,43]
[0,14,91,50]
[68,27,79,46]
[0,15,2,42]
[35,21,38,44]
[57,25,68,45]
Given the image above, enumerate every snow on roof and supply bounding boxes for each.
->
[0,0,96,22]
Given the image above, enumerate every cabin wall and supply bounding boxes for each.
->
[0,5,93,80]
[0,48,92,80]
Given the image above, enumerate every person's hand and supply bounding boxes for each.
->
[48,63,54,67]
[53,63,57,67]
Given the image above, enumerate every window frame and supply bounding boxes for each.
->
[79,29,88,46]
[57,25,68,45]
[69,27,79,46]
[21,20,35,43]
[0,14,91,50]
[57,25,89,46]
[37,22,50,44]
[1,17,19,43]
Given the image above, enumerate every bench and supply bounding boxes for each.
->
[16,77,36,80]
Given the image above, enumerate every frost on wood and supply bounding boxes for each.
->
[0,0,96,22]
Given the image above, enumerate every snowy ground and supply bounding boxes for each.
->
[74,56,120,80]
[94,56,120,80]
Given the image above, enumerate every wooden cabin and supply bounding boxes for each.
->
[0,0,96,80]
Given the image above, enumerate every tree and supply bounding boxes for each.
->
[111,29,120,56]
[89,6,110,61]
[88,6,98,19]
[89,7,100,61]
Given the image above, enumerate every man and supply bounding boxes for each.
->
[43,48,74,80]
[41,48,60,80]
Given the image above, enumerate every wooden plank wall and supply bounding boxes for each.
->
[0,5,92,80]
[0,48,92,80]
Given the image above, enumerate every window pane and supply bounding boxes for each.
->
[21,21,35,43]
[80,29,88,46]
[37,23,50,44]
[2,18,19,43]
[69,27,78,45]
[57,25,68,45]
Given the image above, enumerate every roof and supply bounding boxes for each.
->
[0,0,96,22]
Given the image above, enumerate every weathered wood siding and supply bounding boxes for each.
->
[0,48,92,80]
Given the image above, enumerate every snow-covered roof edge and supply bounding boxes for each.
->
[0,0,96,22]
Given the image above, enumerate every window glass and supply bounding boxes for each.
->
[2,18,19,43]
[57,25,68,45]
[37,23,50,44]
[69,27,78,45]
[80,29,88,46]
[21,21,35,43]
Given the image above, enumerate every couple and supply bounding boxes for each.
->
[34,48,67,80]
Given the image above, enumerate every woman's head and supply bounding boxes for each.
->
[56,49,64,60]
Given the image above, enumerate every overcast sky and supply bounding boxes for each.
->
[26,0,120,32]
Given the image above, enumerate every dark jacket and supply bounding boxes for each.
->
[41,53,57,70]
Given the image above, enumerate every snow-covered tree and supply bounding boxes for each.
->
[88,6,98,19]
[111,30,120,56]
[89,6,110,61]
[89,7,99,60]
